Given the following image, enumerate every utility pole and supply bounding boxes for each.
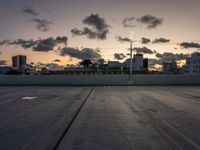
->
[129,41,133,80]
[129,32,133,81]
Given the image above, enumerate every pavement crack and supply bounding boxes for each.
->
[49,86,95,150]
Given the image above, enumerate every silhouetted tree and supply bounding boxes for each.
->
[80,59,92,68]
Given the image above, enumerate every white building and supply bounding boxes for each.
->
[124,54,144,71]
[186,52,200,74]
[12,55,27,73]
[162,61,178,74]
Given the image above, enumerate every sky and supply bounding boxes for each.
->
[0,0,200,69]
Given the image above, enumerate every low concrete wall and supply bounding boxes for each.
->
[0,74,200,86]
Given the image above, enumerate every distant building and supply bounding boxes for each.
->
[143,58,148,71]
[46,63,65,71]
[0,66,11,74]
[186,52,200,74]
[124,54,147,71]
[108,61,122,68]
[12,55,27,73]
[162,60,178,74]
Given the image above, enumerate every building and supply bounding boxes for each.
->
[143,58,148,71]
[186,52,200,74]
[0,67,11,74]
[108,61,122,68]
[162,60,178,74]
[123,54,147,71]
[12,55,27,73]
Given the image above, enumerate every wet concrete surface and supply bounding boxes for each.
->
[0,86,200,150]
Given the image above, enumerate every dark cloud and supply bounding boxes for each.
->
[59,47,101,61]
[12,39,36,49]
[114,53,126,60]
[71,28,83,36]
[22,7,52,32]
[180,42,200,48]
[33,37,57,52]
[31,18,52,32]
[116,36,132,43]
[152,38,170,44]
[148,58,162,67]
[71,27,108,40]
[83,14,109,31]
[155,52,189,62]
[192,51,200,55]
[133,47,154,54]
[71,14,110,40]
[33,36,67,52]
[0,60,7,66]
[141,37,151,44]
[22,7,39,16]
[55,36,68,45]
[122,17,135,28]
[71,27,109,40]
[137,15,163,29]
[53,59,61,62]
[148,52,189,67]
[1,36,68,52]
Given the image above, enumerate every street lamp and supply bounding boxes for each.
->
[129,32,134,80]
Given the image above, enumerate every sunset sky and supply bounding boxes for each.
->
[0,0,200,69]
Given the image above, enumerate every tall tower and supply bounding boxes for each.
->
[12,55,27,73]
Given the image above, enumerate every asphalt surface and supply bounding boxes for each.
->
[0,86,200,150]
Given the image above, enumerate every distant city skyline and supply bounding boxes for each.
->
[0,0,200,70]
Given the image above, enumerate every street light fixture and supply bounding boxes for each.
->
[129,32,134,80]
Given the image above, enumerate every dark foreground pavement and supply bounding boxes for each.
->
[0,86,200,150]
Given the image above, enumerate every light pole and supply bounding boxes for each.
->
[97,60,99,74]
[129,32,134,80]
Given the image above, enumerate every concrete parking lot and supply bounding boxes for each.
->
[0,86,200,150]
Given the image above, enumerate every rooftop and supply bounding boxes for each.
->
[0,86,200,150]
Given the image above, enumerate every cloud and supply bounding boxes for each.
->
[133,47,154,54]
[0,60,7,66]
[12,39,36,49]
[83,14,109,31]
[155,52,189,62]
[55,36,68,45]
[31,18,52,32]
[141,37,151,44]
[148,58,162,67]
[114,53,126,60]
[116,36,132,43]
[22,7,52,32]
[180,42,200,48]
[59,47,101,61]
[137,15,163,29]
[71,14,110,40]
[53,59,61,62]
[122,17,135,28]
[33,36,67,52]
[71,27,108,40]
[33,37,57,52]
[22,7,39,16]
[152,38,170,44]
[1,36,68,52]
[149,52,189,67]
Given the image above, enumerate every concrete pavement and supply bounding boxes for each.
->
[0,86,200,150]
